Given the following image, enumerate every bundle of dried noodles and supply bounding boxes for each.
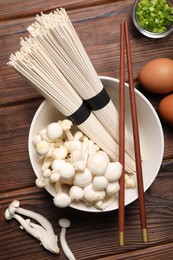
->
[8,9,136,173]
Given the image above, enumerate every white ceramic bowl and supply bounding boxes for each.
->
[28,76,164,212]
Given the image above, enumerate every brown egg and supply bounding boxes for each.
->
[139,58,173,94]
[158,94,173,126]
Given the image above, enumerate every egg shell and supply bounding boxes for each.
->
[158,94,173,126]
[139,58,173,94]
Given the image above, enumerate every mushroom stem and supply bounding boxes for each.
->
[4,200,59,254]
[95,195,115,210]
[13,214,43,240]
[16,207,55,236]
[54,181,71,208]
[59,218,75,260]
[61,119,74,141]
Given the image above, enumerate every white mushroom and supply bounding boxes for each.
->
[87,140,98,156]
[41,157,53,172]
[54,181,71,208]
[83,184,105,203]
[70,150,83,163]
[87,151,110,176]
[39,128,51,142]
[125,177,136,189]
[4,200,59,254]
[46,122,63,140]
[69,140,85,171]
[61,119,74,141]
[73,131,83,141]
[93,176,108,191]
[106,182,120,196]
[45,143,55,158]
[42,168,52,178]
[104,162,122,182]
[69,186,84,201]
[73,168,92,188]
[61,177,74,186]
[59,162,75,180]
[95,195,115,210]
[59,218,75,260]
[36,140,50,156]
[81,136,89,168]
[32,135,42,146]
[51,159,66,172]
[35,177,47,188]
[125,173,130,182]
[49,171,60,183]
[69,140,83,153]
[52,146,68,160]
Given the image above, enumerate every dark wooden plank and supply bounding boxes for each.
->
[99,243,173,259]
[0,99,43,192]
[0,0,120,21]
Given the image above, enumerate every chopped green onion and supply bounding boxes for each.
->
[136,0,173,33]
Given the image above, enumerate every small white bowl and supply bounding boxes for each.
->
[132,0,173,39]
[28,76,164,212]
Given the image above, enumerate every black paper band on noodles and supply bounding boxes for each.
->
[85,87,110,111]
[67,101,91,125]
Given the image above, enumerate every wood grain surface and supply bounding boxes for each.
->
[0,0,173,259]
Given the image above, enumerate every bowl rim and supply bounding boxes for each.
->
[28,76,164,212]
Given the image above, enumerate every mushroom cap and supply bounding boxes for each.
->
[69,140,82,152]
[59,162,75,179]
[50,172,60,182]
[59,218,71,228]
[51,159,66,172]
[5,200,20,219]
[104,162,122,182]
[36,140,50,156]
[42,168,52,178]
[53,193,71,208]
[61,176,74,185]
[35,178,47,188]
[73,168,92,188]
[83,188,97,202]
[93,176,108,191]
[52,146,68,160]
[47,122,63,140]
[87,151,110,176]
[39,128,51,142]
[83,185,105,202]
[74,131,83,140]
[61,119,72,131]
[69,185,84,201]
[70,150,83,162]
[125,178,136,189]
[32,135,42,146]
[106,182,120,196]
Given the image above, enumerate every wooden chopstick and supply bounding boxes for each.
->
[118,22,125,246]
[118,21,148,244]
[124,21,148,243]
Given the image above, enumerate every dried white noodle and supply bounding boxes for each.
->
[8,9,136,173]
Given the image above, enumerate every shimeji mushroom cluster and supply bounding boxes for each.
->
[33,119,136,210]
[4,200,75,259]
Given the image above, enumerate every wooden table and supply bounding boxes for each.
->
[1,0,173,259]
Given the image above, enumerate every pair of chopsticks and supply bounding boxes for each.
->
[118,21,148,245]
